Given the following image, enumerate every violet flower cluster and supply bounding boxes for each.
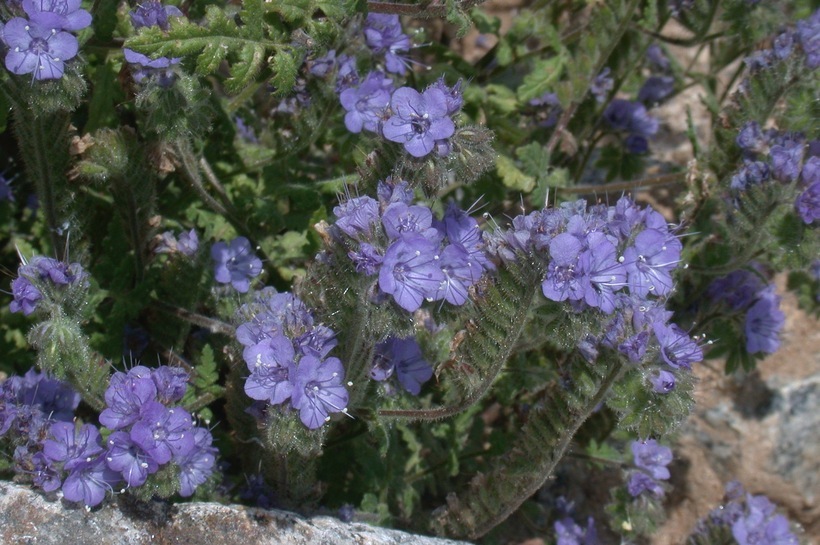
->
[741,8,819,73]
[486,196,702,392]
[328,178,494,313]
[1,369,81,496]
[626,439,672,498]
[10,255,89,316]
[637,43,675,106]
[1,366,216,506]
[731,121,819,224]
[370,336,433,395]
[122,0,183,85]
[694,481,799,545]
[707,269,786,354]
[0,0,90,80]
[338,76,461,158]
[235,288,348,429]
[211,236,263,293]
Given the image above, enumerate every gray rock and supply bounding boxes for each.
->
[773,376,820,504]
[0,481,471,545]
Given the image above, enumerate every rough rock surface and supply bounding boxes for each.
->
[0,481,471,545]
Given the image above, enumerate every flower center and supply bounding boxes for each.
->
[29,38,49,56]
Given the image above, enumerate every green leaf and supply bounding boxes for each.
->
[516,50,568,103]
[496,155,535,193]
[269,48,299,97]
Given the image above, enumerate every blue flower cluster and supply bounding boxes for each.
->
[329,178,494,313]
[122,0,182,86]
[731,121,819,223]
[707,268,786,354]
[370,336,433,395]
[626,439,672,498]
[235,288,348,429]
[486,196,702,391]
[0,366,216,507]
[0,0,91,80]
[310,14,463,158]
[695,481,799,545]
[741,8,819,73]
[10,255,89,316]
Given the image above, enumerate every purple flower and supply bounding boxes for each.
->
[9,369,80,422]
[130,401,195,464]
[638,76,674,105]
[104,431,158,487]
[542,233,591,303]
[243,334,296,406]
[618,331,649,363]
[155,229,199,256]
[123,48,180,85]
[290,356,348,429]
[211,237,263,293]
[177,229,199,256]
[428,78,464,115]
[773,31,795,60]
[589,68,613,103]
[382,87,456,158]
[627,471,665,498]
[795,181,820,224]
[623,228,681,299]
[22,0,92,32]
[732,494,799,545]
[151,366,189,405]
[377,177,414,207]
[736,121,765,153]
[372,337,433,395]
[435,244,482,306]
[744,286,784,354]
[130,0,182,30]
[796,9,820,69]
[802,156,819,186]
[631,439,672,480]
[10,277,42,315]
[61,456,120,506]
[381,201,439,241]
[554,515,599,545]
[2,14,80,80]
[309,49,336,77]
[364,14,412,75]
[730,160,770,191]
[177,427,217,497]
[603,99,659,137]
[585,232,627,313]
[334,54,359,92]
[707,268,766,310]
[770,140,804,182]
[334,195,380,238]
[649,369,676,393]
[339,71,393,134]
[99,367,157,430]
[348,243,383,275]
[379,234,446,312]
[653,321,702,369]
[43,421,104,471]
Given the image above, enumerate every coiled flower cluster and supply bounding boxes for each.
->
[328,178,494,312]
[1,366,216,507]
[235,288,348,429]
